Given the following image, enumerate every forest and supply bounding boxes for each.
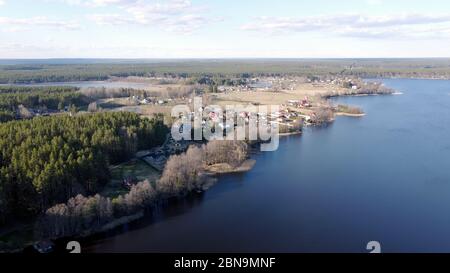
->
[3,59,450,84]
[36,141,249,239]
[0,112,168,225]
[0,86,91,122]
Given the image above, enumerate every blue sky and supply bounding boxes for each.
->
[1,0,450,58]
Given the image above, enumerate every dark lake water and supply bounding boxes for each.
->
[86,79,450,253]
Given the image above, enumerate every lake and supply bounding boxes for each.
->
[85,79,450,253]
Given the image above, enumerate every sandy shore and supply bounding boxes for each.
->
[278,131,302,136]
[335,112,366,117]
[204,159,256,175]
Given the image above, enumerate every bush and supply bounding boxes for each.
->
[157,141,248,195]
[312,107,334,124]
[157,146,204,195]
[37,180,157,238]
[336,104,364,115]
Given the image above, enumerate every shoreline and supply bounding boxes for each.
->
[0,80,393,253]
[16,158,259,253]
[324,92,394,99]
[60,115,345,249]
[278,131,302,137]
[204,159,257,175]
[335,112,366,117]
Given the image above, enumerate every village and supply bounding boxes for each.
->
[10,73,387,122]
[92,74,387,125]
[4,75,390,198]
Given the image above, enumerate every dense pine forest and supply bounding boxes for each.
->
[0,86,91,122]
[37,141,249,239]
[0,112,168,224]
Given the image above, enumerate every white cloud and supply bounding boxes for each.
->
[241,13,450,39]
[88,0,137,6]
[86,0,214,33]
[0,0,214,34]
[0,0,5,6]
[53,0,138,7]
[366,0,383,6]
[0,16,80,31]
[88,14,134,25]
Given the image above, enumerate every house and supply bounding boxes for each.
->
[122,176,138,189]
[297,114,312,122]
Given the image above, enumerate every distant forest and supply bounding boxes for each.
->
[2,59,450,83]
[0,86,90,122]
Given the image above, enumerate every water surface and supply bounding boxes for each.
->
[87,79,450,253]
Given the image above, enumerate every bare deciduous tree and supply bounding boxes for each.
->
[87,102,98,112]
[157,141,248,195]
[312,107,334,124]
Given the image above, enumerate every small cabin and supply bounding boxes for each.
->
[122,176,138,189]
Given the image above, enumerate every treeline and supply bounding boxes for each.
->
[336,105,364,115]
[36,180,157,239]
[312,107,335,124]
[38,141,249,239]
[157,140,248,195]
[322,81,394,98]
[0,64,111,84]
[0,86,90,122]
[4,60,450,83]
[0,112,168,224]
[188,75,248,86]
[0,64,163,84]
[80,85,199,100]
[0,63,295,84]
[345,70,450,79]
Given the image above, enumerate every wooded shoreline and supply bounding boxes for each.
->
[0,72,398,252]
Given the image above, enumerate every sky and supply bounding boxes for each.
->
[1,0,450,58]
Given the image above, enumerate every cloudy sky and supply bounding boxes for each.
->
[1,0,450,58]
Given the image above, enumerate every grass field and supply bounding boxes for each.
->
[212,82,346,106]
[101,159,161,198]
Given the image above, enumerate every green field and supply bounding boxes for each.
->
[102,159,161,198]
